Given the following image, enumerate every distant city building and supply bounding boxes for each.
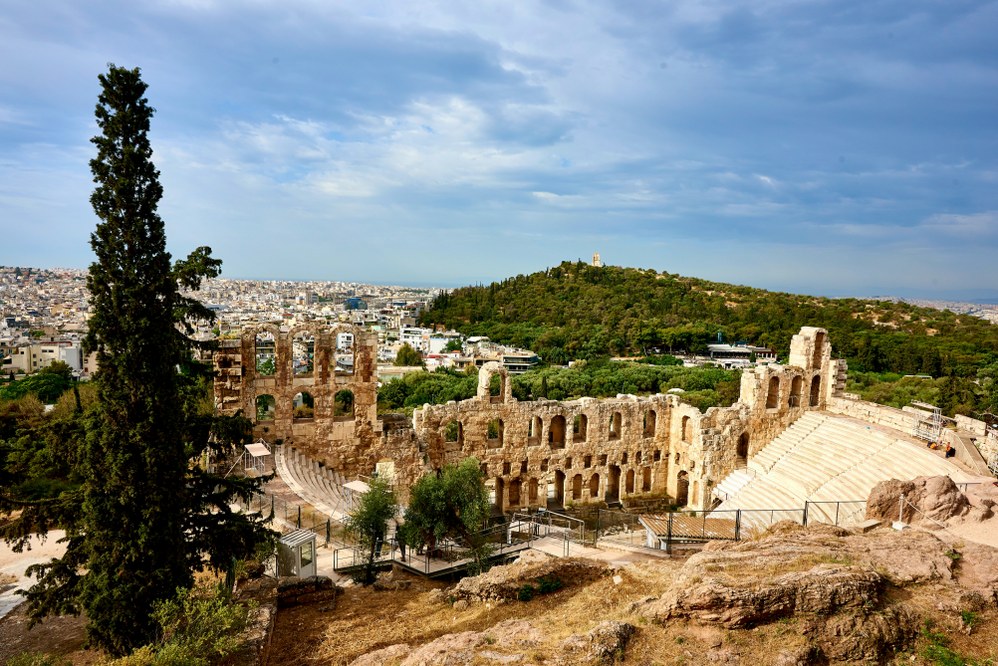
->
[706,343,777,369]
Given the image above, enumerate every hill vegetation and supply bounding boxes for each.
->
[422,261,998,416]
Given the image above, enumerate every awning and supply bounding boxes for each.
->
[245,442,271,457]
[344,480,370,493]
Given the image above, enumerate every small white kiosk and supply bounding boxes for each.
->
[277,529,317,578]
[243,439,271,476]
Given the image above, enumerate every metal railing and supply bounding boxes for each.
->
[333,521,536,577]
[232,488,353,548]
[595,499,868,553]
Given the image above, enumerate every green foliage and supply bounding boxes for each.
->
[421,261,998,415]
[0,363,75,404]
[517,584,535,602]
[444,338,463,352]
[344,477,398,585]
[96,585,250,666]
[536,575,563,594]
[0,65,273,656]
[918,619,985,666]
[401,458,491,569]
[377,368,478,412]
[395,343,424,367]
[377,363,741,414]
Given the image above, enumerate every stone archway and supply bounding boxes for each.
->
[737,433,749,467]
[607,465,621,502]
[677,471,690,507]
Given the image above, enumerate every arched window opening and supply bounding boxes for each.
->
[642,467,652,492]
[255,394,276,421]
[488,372,505,404]
[572,474,583,500]
[528,478,539,502]
[589,473,600,498]
[293,391,314,420]
[255,331,275,376]
[335,331,354,375]
[766,376,780,409]
[681,415,690,442]
[643,410,657,438]
[487,418,504,448]
[790,376,803,407]
[333,389,354,421]
[810,375,821,407]
[625,469,635,494]
[528,416,543,445]
[549,415,566,448]
[494,478,504,510]
[292,332,314,377]
[573,414,588,442]
[608,412,622,440]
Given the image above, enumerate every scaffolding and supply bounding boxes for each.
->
[909,401,954,445]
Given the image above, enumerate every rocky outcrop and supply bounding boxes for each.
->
[866,476,980,525]
[643,522,979,662]
[276,575,342,608]
[559,621,636,665]
[448,549,608,603]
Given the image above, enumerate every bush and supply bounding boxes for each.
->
[100,585,252,666]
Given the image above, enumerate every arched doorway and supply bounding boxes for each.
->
[553,470,565,508]
[495,477,505,511]
[572,474,583,500]
[589,473,600,498]
[625,469,635,494]
[810,375,821,407]
[676,471,690,507]
[606,465,621,502]
[736,433,749,468]
[508,478,521,507]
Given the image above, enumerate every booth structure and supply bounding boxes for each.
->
[277,529,317,578]
[243,439,271,475]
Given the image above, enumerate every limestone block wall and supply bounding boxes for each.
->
[413,364,674,512]
[215,324,847,514]
[213,324,382,479]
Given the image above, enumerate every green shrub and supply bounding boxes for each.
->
[517,584,536,602]
[536,576,563,594]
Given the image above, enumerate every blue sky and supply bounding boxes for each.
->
[2,1,997,299]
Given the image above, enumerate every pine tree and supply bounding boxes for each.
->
[80,64,195,654]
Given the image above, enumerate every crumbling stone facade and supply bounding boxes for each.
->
[215,325,843,512]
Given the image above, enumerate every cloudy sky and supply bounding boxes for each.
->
[2,1,997,299]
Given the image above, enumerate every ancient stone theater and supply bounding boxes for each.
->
[214,325,991,513]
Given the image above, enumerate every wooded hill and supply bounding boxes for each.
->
[421,261,998,379]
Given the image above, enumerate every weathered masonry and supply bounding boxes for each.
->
[215,325,843,512]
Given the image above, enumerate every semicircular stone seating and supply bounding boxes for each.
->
[274,445,357,522]
[714,411,977,531]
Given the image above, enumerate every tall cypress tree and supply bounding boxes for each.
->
[81,64,191,654]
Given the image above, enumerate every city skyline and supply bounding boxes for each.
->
[2,1,997,300]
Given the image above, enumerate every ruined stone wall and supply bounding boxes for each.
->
[216,325,844,513]
[414,362,673,512]
[213,324,384,479]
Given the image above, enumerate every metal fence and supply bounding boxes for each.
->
[595,499,867,552]
[232,488,353,549]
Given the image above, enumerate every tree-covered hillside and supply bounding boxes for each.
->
[422,261,998,383]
